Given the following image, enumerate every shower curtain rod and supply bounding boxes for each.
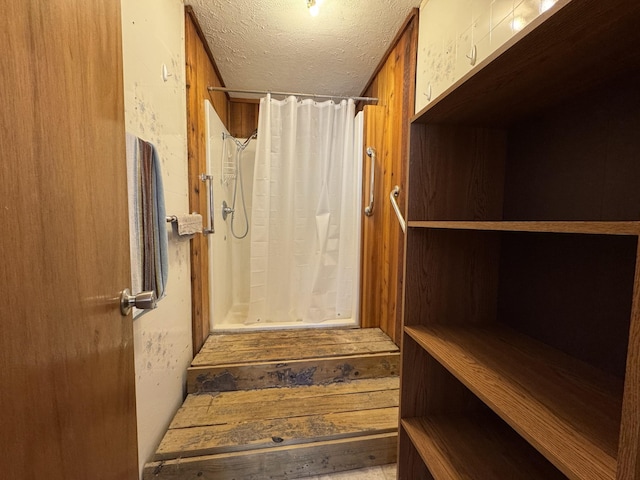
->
[208,86,378,103]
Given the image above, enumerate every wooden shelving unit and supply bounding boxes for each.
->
[399,1,640,479]
[402,414,567,479]
[406,325,622,479]
[407,221,640,236]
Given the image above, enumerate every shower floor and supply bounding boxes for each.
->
[213,302,358,331]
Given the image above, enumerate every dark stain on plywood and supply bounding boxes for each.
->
[272,366,318,386]
[198,371,238,392]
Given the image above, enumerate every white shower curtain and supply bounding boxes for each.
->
[247,94,362,324]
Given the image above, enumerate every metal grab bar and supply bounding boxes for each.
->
[364,147,376,216]
[390,185,406,233]
[200,173,215,234]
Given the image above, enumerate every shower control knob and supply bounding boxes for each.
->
[222,200,235,221]
[120,289,157,316]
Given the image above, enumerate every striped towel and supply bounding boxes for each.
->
[126,133,168,308]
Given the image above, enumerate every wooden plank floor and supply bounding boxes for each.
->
[187,327,400,393]
[193,327,399,366]
[145,328,400,479]
[156,377,399,460]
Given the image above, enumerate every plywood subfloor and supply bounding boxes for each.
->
[156,376,399,460]
[193,327,399,366]
[145,328,400,479]
[188,327,400,393]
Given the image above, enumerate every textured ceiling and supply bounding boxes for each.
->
[186,0,421,98]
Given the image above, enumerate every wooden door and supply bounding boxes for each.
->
[0,1,138,479]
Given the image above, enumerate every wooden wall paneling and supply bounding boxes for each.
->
[185,8,230,354]
[379,40,399,341]
[185,12,209,355]
[360,104,386,330]
[187,6,418,348]
[396,16,418,343]
[185,8,264,354]
[358,10,418,344]
[229,99,259,138]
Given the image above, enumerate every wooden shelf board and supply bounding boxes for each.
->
[406,221,640,236]
[405,324,623,480]
[402,415,566,479]
[412,0,640,125]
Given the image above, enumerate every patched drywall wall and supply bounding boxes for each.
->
[120,0,192,477]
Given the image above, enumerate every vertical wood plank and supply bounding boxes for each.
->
[185,9,264,354]
[360,105,386,330]
[229,99,259,138]
[185,12,210,355]
[359,11,418,344]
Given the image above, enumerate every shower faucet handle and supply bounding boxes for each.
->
[222,200,234,221]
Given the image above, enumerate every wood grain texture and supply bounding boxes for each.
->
[0,1,138,478]
[407,124,506,222]
[173,391,398,429]
[143,433,397,480]
[199,326,394,350]
[194,341,398,366]
[398,426,434,480]
[413,0,640,125]
[188,352,399,393]
[194,327,398,364]
[408,221,640,236]
[616,240,640,480]
[185,11,213,355]
[497,233,636,378]
[403,229,501,328]
[400,335,483,419]
[360,105,386,332]
[504,78,640,222]
[172,377,398,429]
[155,407,398,460]
[406,325,623,480]
[359,12,417,343]
[188,327,399,392]
[402,2,640,477]
[229,98,259,138]
[185,8,259,353]
[402,415,566,479]
[185,9,259,354]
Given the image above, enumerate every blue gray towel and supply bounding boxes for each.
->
[126,133,168,305]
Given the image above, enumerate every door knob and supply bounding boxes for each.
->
[120,289,157,316]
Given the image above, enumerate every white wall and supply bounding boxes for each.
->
[120,0,192,477]
[205,101,256,328]
[415,0,557,112]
